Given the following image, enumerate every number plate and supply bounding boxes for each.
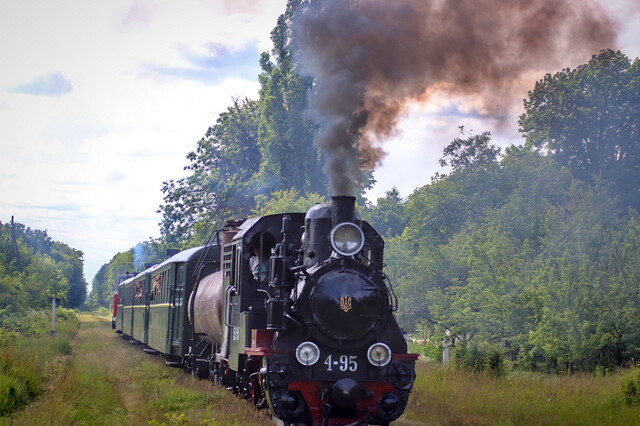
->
[311,352,368,380]
[323,354,359,372]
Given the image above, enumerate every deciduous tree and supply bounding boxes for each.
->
[520,49,640,209]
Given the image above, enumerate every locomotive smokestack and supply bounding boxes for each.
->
[332,195,356,227]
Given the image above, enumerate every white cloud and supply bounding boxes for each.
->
[0,0,284,286]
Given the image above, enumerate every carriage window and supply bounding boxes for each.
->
[153,274,162,300]
[164,270,171,303]
[134,281,143,299]
[178,265,186,285]
[175,265,186,307]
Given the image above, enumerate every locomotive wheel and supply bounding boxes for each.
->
[234,371,244,396]
[247,374,266,408]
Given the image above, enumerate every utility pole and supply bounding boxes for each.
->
[10,216,23,271]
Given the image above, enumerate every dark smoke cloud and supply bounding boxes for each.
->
[293,0,618,196]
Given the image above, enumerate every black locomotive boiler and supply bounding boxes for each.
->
[115,196,417,425]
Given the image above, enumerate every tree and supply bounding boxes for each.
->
[158,98,262,245]
[89,264,108,308]
[23,255,68,308]
[0,264,26,311]
[405,132,505,246]
[363,188,407,238]
[519,49,640,210]
[400,141,640,371]
[526,184,640,371]
[50,244,86,308]
[385,233,438,332]
[389,133,506,332]
[496,146,572,250]
[158,1,335,246]
[256,0,326,196]
[439,131,501,173]
[252,189,326,216]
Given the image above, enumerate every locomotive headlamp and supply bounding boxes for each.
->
[367,343,392,367]
[295,341,320,366]
[330,222,364,256]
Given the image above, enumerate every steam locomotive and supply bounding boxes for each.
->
[114,196,417,425]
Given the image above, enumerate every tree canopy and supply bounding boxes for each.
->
[520,49,640,210]
[0,220,87,312]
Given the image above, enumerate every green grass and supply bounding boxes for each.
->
[397,360,640,425]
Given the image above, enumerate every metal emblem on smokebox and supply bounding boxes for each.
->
[340,296,352,313]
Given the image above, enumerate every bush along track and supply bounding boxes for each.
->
[0,308,77,418]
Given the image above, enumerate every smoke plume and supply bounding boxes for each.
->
[293,0,618,196]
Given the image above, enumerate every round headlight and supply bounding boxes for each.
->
[296,341,320,366]
[330,222,365,256]
[367,343,392,367]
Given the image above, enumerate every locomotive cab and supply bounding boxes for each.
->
[217,214,305,373]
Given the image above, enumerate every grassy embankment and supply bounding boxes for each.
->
[2,312,270,425]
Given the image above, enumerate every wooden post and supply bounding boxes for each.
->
[49,297,60,336]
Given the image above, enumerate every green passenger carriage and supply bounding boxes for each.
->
[116,245,220,364]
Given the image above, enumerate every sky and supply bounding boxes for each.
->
[1,0,639,288]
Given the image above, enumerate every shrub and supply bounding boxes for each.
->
[1,347,42,400]
[0,328,17,346]
[452,343,507,377]
[0,374,22,416]
[408,340,442,361]
[0,309,48,336]
[621,369,640,406]
[55,308,78,322]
